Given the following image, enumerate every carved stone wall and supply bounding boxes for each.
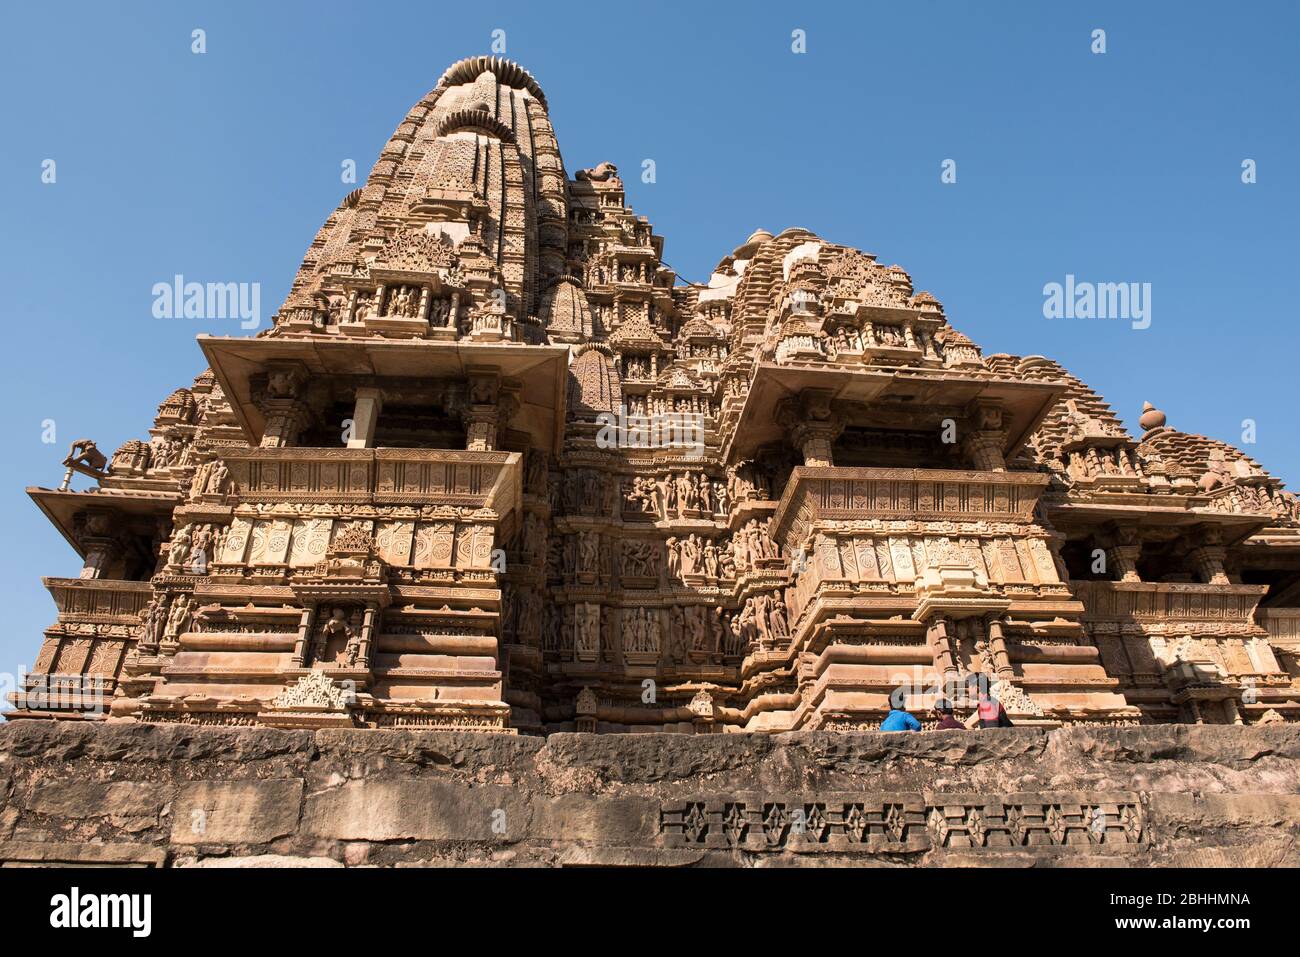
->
[1,722,1296,867]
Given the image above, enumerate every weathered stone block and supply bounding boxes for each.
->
[170,780,303,845]
[301,778,529,842]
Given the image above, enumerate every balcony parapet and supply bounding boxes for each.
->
[772,466,1050,550]
[1072,580,1268,634]
[221,447,521,516]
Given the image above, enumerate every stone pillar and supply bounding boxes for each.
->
[74,510,123,580]
[1101,526,1142,582]
[346,388,384,449]
[927,616,959,685]
[985,615,1015,680]
[1188,527,1229,585]
[358,605,377,669]
[291,605,316,667]
[448,291,461,331]
[962,400,1008,472]
[776,390,842,467]
[417,286,431,323]
[259,401,313,448]
[465,369,501,452]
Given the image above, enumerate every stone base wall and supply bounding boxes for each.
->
[0,722,1297,867]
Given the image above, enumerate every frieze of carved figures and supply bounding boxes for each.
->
[559,468,616,514]
[667,534,725,581]
[624,476,660,515]
[138,595,167,649]
[382,284,424,319]
[620,539,659,578]
[621,607,661,656]
[733,519,780,572]
[148,435,187,470]
[726,462,771,503]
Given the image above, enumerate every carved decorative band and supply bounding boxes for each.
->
[659,792,1145,851]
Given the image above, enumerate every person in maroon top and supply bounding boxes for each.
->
[932,699,965,730]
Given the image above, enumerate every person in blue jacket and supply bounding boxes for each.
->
[879,688,921,732]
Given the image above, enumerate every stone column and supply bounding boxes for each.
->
[465,370,501,452]
[1100,526,1142,582]
[346,387,384,449]
[74,510,123,580]
[985,615,1015,680]
[776,390,842,467]
[358,605,377,669]
[962,400,1008,472]
[259,401,313,448]
[927,615,959,686]
[291,605,316,667]
[1188,527,1229,585]
[448,291,461,331]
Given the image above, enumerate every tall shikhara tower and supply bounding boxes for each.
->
[14,57,1300,733]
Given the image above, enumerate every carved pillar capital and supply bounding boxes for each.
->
[72,508,124,580]
[1097,524,1142,582]
[776,389,843,467]
[962,399,1008,472]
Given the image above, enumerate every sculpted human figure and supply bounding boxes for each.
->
[167,525,192,569]
[737,599,759,649]
[63,438,108,474]
[681,535,700,576]
[578,531,599,572]
[313,607,353,666]
[660,474,676,516]
[190,525,213,571]
[665,537,680,580]
[164,594,191,639]
[190,461,212,497]
[696,472,713,512]
[206,462,229,495]
[703,541,719,579]
[767,595,790,640]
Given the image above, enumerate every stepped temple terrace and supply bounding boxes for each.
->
[13,56,1300,735]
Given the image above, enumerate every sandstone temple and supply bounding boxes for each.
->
[14,56,1300,735]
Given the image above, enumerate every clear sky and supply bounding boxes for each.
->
[0,1,1296,694]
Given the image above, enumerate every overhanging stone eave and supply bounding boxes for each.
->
[27,486,184,561]
[198,335,571,453]
[724,361,1065,463]
[1046,500,1271,545]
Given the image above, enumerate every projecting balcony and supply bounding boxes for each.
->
[771,466,1050,552]
[220,447,522,519]
[1071,580,1269,631]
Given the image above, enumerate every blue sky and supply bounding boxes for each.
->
[0,1,1296,689]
